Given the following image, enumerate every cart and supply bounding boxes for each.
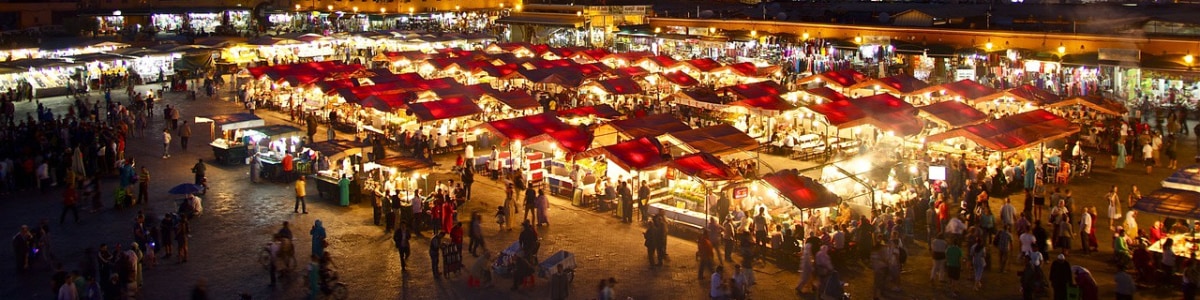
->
[491,241,523,276]
[537,250,576,282]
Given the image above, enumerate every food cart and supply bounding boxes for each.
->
[195,113,265,165]
[243,124,306,175]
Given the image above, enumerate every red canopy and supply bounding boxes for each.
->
[927,109,1081,151]
[603,114,692,138]
[727,95,797,115]
[713,62,760,77]
[578,137,664,171]
[678,58,722,72]
[611,66,651,78]
[919,101,988,127]
[637,55,679,69]
[802,87,850,103]
[919,79,997,101]
[585,77,643,95]
[404,97,483,122]
[569,63,611,78]
[556,104,622,119]
[797,69,868,88]
[659,153,742,181]
[489,90,539,110]
[848,74,930,95]
[663,124,760,156]
[473,63,521,78]
[1005,84,1062,104]
[658,71,700,87]
[807,94,922,135]
[720,81,787,100]
[249,61,364,85]
[356,93,410,112]
[574,49,611,61]
[1048,95,1128,116]
[529,127,595,154]
[525,58,578,70]
[477,113,572,142]
[761,169,840,209]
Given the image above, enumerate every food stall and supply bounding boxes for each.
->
[575,137,669,216]
[195,113,265,165]
[332,156,436,207]
[735,169,841,232]
[243,124,306,176]
[647,153,743,230]
[1137,165,1200,258]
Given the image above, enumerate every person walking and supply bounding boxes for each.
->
[930,233,947,285]
[178,121,191,151]
[994,227,1013,273]
[520,182,535,223]
[637,181,651,223]
[294,177,308,214]
[461,167,474,201]
[159,214,175,259]
[1050,254,1072,300]
[970,241,987,290]
[709,265,726,300]
[429,232,443,278]
[697,232,715,280]
[175,218,189,263]
[59,184,80,224]
[535,189,549,226]
[1115,265,1135,300]
[393,223,410,271]
[468,213,484,257]
[945,241,964,297]
[619,181,633,223]
[310,220,326,259]
[161,128,171,159]
[136,167,149,207]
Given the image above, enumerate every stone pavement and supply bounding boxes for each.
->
[0,83,1190,300]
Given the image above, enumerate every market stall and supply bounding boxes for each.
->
[592,114,691,146]
[924,109,1080,160]
[647,152,743,230]
[795,69,869,91]
[243,125,306,177]
[918,100,989,130]
[195,113,266,165]
[554,104,623,126]
[844,74,930,99]
[576,137,669,217]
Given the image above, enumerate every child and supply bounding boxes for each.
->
[495,205,508,232]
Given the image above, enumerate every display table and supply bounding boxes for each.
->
[1148,234,1200,258]
[647,202,707,230]
[211,140,248,165]
[313,174,360,206]
[260,158,282,181]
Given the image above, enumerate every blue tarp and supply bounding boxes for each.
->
[1163,164,1200,193]
[1134,188,1200,220]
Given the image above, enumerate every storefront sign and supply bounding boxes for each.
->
[1098,48,1140,63]
[955,68,975,81]
[733,186,748,199]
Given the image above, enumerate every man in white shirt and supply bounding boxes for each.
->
[1080,210,1093,254]
[1019,230,1036,256]
[1000,198,1017,229]
[710,265,725,299]
[162,128,172,159]
[1143,142,1155,174]
[945,216,966,244]
[36,161,50,193]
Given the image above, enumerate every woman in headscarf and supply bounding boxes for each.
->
[536,189,550,226]
[310,220,326,258]
[1123,211,1139,240]
[1073,265,1099,300]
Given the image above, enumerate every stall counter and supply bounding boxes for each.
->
[647,202,707,231]
[210,139,248,165]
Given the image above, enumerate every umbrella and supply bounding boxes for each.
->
[168,183,204,195]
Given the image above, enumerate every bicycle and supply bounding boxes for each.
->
[257,239,297,274]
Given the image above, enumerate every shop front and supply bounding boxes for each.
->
[195,113,266,165]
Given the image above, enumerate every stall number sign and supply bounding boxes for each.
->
[733,186,748,199]
[955,68,976,81]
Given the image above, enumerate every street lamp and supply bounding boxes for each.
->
[327,5,333,11]
[1186,54,1195,65]
[1057,44,1066,56]
[381,8,386,14]
[409,7,414,15]
[985,41,993,51]
[353,6,358,13]
[295,4,300,11]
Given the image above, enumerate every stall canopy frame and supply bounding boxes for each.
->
[760,169,841,210]
[404,97,484,123]
[593,114,691,146]
[555,104,622,120]
[375,157,438,173]
[918,100,989,128]
[925,109,1080,152]
[307,139,368,162]
[659,124,761,157]
[796,69,869,89]
[655,152,743,181]
[577,137,666,172]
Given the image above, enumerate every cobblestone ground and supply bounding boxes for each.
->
[0,84,1188,300]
